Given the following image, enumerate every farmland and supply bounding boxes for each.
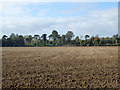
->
[2,47,119,88]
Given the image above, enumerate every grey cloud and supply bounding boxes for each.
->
[1,7,118,38]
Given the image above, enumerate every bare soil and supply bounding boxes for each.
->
[2,47,119,88]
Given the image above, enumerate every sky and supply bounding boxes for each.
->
[0,2,118,38]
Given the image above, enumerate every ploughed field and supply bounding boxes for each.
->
[2,47,118,88]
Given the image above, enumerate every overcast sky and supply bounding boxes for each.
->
[0,2,118,38]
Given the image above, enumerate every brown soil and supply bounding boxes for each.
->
[2,47,119,88]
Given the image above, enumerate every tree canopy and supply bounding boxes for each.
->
[1,30,120,47]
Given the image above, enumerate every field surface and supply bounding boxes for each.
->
[2,47,118,88]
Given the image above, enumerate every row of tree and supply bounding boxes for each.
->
[1,30,120,47]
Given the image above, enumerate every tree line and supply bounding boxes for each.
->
[1,30,120,47]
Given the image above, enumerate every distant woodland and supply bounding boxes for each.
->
[1,30,120,47]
